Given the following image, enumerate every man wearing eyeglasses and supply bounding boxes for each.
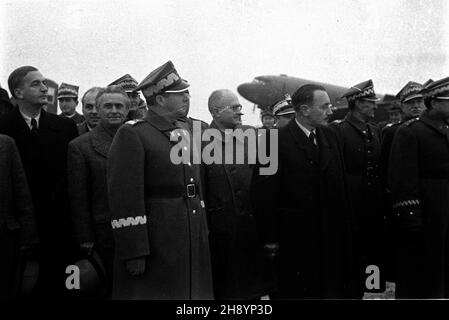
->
[107,61,213,299]
[202,89,273,300]
[253,84,353,299]
[330,80,385,298]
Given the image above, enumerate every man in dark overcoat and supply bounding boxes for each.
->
[107,61,213,299]
[0,85,14,117]
[389,76,449,298]
[253,84,353,299]
[68,85,130,297]
[330,80,385,297]
[0,66,79,299]
[379,81,426,284]
[203,89,273,299]
[0,134,39,299]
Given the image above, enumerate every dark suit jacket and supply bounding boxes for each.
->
[67,122,115,277]
[0,107,78,260]
[252,119,353,299]
[0,134,39,299]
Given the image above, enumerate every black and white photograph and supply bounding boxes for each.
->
[1,0,449,309]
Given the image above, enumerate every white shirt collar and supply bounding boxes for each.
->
[19,110,41,130]
[295,118,315,137]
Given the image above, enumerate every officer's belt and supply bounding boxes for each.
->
[145,184,199,199]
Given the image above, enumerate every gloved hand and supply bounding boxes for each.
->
[19,243,39,258]
[264,242,279,258]
[79,242,94,256]
[125,257,146,276]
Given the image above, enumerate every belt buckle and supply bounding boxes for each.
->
[186,184,196,198]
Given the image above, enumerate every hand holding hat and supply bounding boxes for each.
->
[125,257,146,276]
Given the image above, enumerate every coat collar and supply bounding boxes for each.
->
[345,112,369,135]
[89,122,114,158]
[144,109,178,140]
[420,111,449,140]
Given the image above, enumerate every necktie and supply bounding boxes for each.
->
[309,131,317,146]
[31,118,38,134]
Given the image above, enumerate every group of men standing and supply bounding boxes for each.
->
[1,61,449,300]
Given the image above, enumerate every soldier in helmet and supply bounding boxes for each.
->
[107,61,213,299]
[330,79,385,298]
[389,76,449,298]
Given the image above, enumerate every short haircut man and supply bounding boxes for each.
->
[77,86,103,135]
[252,84,353,299]
[67,85,129,298]
[204,89,272,299]
[0,66,79,299]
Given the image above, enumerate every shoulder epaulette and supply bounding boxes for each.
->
[385,123,393,128]
[403,117,419,127]
[125,119,144,126]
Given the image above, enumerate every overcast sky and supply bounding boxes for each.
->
[1,0,448,125]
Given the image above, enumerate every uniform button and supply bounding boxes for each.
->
[192,210,197,214]
[190,178,194,182]
[188,162,192,166]
[183,146,188,151]
[410,212,413,215]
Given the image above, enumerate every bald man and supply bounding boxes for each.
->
[203,89,273,299]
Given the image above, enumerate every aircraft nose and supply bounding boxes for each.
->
[237,82,260,103]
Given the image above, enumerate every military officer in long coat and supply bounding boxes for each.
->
[330,80,385,297]
[107,61,213,300]
[389,76,449,298]
[380,81,426,284]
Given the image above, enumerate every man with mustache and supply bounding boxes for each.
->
[77,87,103,136]
[0,66,79,299]
[67,85,129,298]
[330,80,385,298]
[107,61,213,299]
